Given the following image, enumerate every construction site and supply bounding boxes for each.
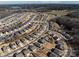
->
[0,4,78,57]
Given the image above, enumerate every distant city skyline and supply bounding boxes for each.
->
[0,1,79,4]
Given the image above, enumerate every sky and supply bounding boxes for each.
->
[0,1,79,4]
[0,1,61,4]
